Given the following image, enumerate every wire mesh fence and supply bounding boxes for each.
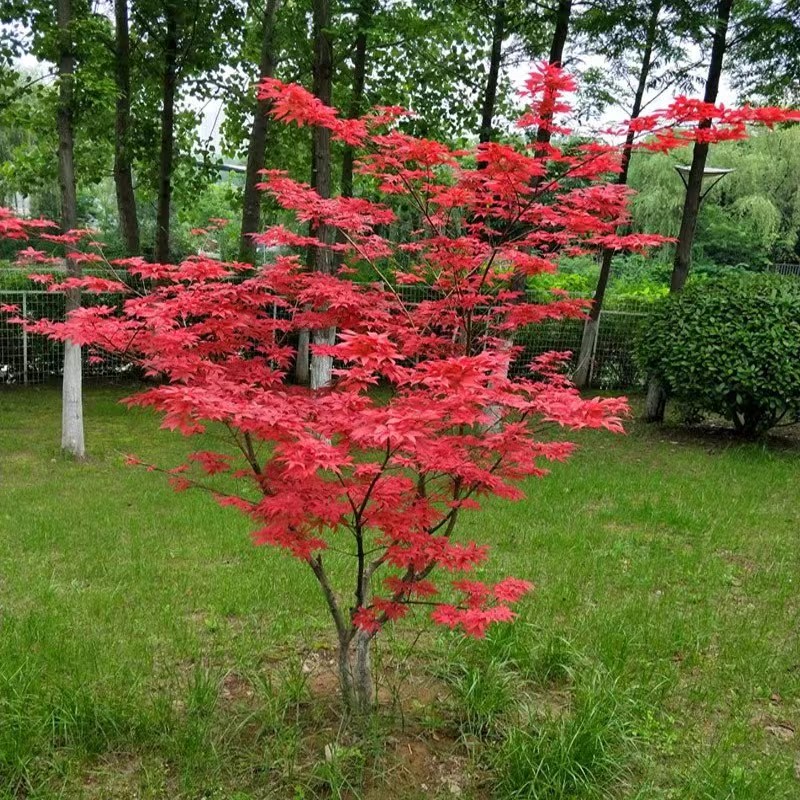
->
[0,289,137,385]
[1,283,650,389]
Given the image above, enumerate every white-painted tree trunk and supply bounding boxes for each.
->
[484,338,514,432]
[295,329,310,384]
[310,326,335,390]
[61,340,85,458]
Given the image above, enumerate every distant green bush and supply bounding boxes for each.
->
[638,273,800,435]
[530,254,671,306]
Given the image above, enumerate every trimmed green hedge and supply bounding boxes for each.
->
[638,273,800,435]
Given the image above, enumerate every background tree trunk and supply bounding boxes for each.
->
[669,0,733,293]
[510,0,572,295]
[478,0,505,145]
[299,0,335,387]
[57,0,85,459]
[238,0,281,265]
[645,0,734,422]
[113,0,140,256]
[535,0,572,151]
[155,3,178,264]
[340,0,374,199]
[573,0,661,388]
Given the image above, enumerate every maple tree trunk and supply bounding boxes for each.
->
[113,0,140,256]
[341,0,373,199]
[239,0,281,265]
[573,0,661,388]
[479,0,505,145]
[337,630,374,716]
[298,0,335,386]
[309,555,375,717]
[155,4,178,264]
[645,0,733,422]
[57,0,85,459]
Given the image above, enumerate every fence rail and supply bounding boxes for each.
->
[0,287,650,389]
[771,263,800,277]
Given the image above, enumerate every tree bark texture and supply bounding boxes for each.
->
[307,554,376,717]
[114,0,140,256]
[297,0,335,385]
[239,0,281,265]
[341,0,374,198]
[337,629,374,716]
[669,0,734,293]
[478,0,505,145]
[57,0,85,458]
[155,3,178,264]
[534,0,572,151]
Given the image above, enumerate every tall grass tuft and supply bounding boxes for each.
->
[492,673,633,799]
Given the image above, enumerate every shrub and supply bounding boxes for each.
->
[638,273,800,435]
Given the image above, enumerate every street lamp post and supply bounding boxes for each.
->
[644,163,735,423]
[673,164,734,204]
[670,164,734,294]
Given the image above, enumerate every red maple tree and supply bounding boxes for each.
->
[3,64,796,715]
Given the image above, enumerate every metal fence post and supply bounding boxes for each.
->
[22,291,28,385]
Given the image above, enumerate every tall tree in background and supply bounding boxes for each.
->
[536,0,572,151]
[56,0,85,457]
[479,0,506,144]
[239,0,282,265]
[573,0,666,387]
[472,0,553,145]
[309,0,335,389]
[114,0,140,255]
[509,0,572,295]
[154,1,178,263]
[296,0,336,387]
[645,0,735,422]
[341,0,375,198]
[129,0,242,263]
[729,0,800,104]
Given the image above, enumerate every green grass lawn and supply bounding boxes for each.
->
[1,384,799,799]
